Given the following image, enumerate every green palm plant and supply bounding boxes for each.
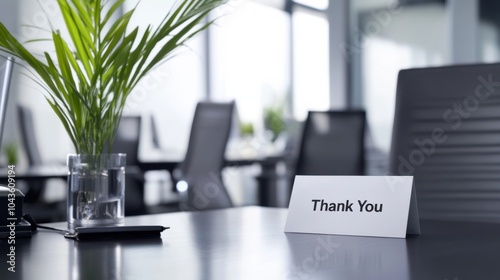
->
[0,0,227,154]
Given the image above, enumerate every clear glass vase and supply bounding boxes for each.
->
[67,154,126,228]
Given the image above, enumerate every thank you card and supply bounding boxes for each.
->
[285,176,420,238]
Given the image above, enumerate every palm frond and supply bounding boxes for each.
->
[0,0,227,154]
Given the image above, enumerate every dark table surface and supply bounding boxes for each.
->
[1,206,500,280]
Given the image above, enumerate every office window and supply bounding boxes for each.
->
[17,0,75,162]
[15,0,207,160]
[210,1,291,131]
[292,7,329,120]
[351,1,447,152]
[123,0,206,153]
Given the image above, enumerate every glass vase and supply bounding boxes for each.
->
[67,154,126,228]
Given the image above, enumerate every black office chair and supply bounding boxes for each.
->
[293,110,366,177]
[16,80,65,222]
[111,115,147,216]
[17,105,44,166]
[176,101,235,211]
[18,104,69,222]
[389,63,500,223]
[151,114,162,151]
[18,104,67,223]
[17,105,46,203]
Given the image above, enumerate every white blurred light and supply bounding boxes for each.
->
[176,180,188,192]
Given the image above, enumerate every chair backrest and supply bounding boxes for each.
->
[111,116,141,165]
[18,105,44,166]
[111,115,145,215]
[294,110,366,176]
[389,63,500,223]
[179,101,235,210]
[0,57,13,149]
[150,114,161,150]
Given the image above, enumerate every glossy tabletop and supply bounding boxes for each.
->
[2,206,500,280]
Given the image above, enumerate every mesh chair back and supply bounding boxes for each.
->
[295,110,366,176]
[111,116,145,215]
[111,116,141,165]
[389,63,500,222]
[18,105,44,166]
[179,101,235,210]
[151,115,162,150]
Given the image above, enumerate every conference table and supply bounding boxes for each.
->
[139,152,292,207]
[0,150,291,206]
[1,206,500,280]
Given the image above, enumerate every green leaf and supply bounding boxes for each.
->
[0,0,228,154]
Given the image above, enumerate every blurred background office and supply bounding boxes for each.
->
[1,0,499,210]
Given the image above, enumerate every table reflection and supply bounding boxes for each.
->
[68,239,163,280]
[285,233,410,280]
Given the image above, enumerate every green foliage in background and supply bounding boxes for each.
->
[264,105,285,142]
[3,142,17,165]
[239,122,254,137]
[0,0,227,154]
